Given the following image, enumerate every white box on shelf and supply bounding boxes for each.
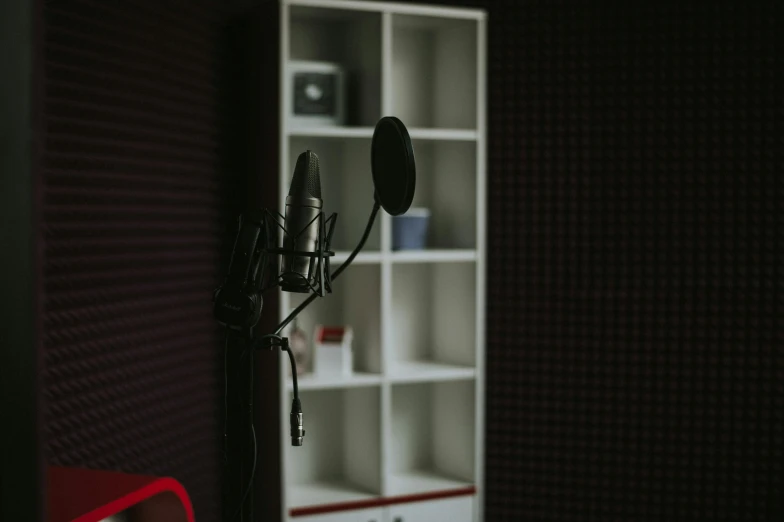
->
[287,61,346,128]
[314,325,353,378]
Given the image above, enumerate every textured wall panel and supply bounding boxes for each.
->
[479,2,782,521]
[388,0,782,520]
[42,1,225,520]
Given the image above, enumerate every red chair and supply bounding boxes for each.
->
[49,467,194,522]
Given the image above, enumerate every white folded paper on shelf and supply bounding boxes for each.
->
[314,325,353,378]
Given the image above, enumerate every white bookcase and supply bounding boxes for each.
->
[277,1,486,521]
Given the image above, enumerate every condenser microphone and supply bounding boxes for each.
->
[281,150,324,293]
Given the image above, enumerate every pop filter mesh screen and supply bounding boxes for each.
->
[372,118,414,216]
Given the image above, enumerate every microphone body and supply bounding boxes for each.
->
[282,151,323,293]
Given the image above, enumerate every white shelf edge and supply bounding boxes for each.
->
[327,250,477,265]
[407,128,479,141]
[286,126,375,138]
[387,470,474,497]
[332,251,383,264]
[284,0,486,20]
[389,249,477,263]
[286,126,478,141]
[387,361,476,384]
[388,372,476,384]
[287,372,383,391]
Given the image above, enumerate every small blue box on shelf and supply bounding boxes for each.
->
[392,208,431,250]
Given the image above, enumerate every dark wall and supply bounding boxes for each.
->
[474,1,782,521]
[40,1,229,520]
[1,0,44,520]
[386,0,782,520]
[221,4,282,521]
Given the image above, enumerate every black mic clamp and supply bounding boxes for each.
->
[213,210,268,334]
[213,203,338,336]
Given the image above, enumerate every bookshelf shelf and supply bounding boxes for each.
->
[278,1,486,520]
[387,360,475,384]
[287,126,478,141]
[287,126,376,138]
[332,251,383,264]
[287,371,383,391]
[388,381,476,495]
[407,128,479,141]
[285,387,382,508]
[390,249,477,264]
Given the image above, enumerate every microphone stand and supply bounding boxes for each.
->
[224,199,381,522]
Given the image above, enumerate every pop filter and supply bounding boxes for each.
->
[371,116,416,216]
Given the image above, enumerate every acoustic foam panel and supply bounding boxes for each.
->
[41,1,228,520]
[479,2,782,521]
[390,0,782,520]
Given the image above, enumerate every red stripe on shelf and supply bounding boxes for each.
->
[289,487,477,517]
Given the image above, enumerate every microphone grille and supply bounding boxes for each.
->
[291,150,322,199]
